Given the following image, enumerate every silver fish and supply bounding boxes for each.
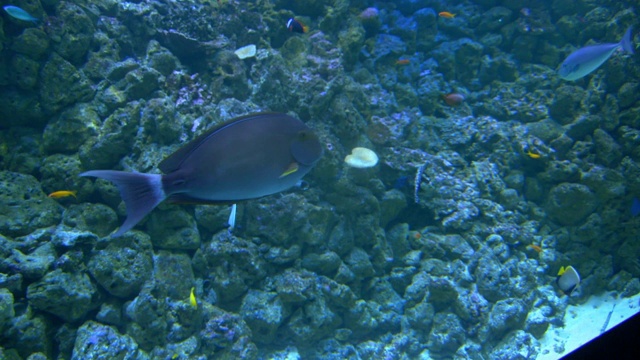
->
[558,26,634,81]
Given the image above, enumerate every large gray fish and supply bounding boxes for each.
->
[82,112,323,237]
[558,26,634,81]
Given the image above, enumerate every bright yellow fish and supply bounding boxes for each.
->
[190,287,197,309]
[48,190,77,199]
[439,11,456,19]
[526,150,541,159]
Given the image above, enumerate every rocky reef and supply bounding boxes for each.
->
[1,0,639,359]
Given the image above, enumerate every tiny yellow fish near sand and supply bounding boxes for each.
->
[48,190,77,199]
[190,287,197,309]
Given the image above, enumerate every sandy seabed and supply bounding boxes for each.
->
[537,291,640,359]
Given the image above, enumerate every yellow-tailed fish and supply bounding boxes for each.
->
[48,190,77,199]
[81,113,323,237]
[190,287,197,309]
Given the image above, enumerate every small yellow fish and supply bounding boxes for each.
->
[439,11,456,19]
[526,150,541,159]
[190,287,197,309]
[48,190,77,199]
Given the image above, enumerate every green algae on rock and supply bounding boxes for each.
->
[27,269,102,322]
[39,53,94,115]
[9,54,40,90]
[42,103,101,153]
[546,183,598,226]
[0,288,14,334]
[78,101,141,169]
[87,231,153,298]
[52,1,95,65]
[0,171,63,237]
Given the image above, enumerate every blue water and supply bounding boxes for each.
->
[0,0,639,359]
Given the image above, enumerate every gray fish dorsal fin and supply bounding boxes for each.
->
[158,112,279,173]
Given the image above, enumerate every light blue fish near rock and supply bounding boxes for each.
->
[558,26,634,81]
[3,5,39,24]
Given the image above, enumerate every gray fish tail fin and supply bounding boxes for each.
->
[621,26,634,54]
[81,170,165,237]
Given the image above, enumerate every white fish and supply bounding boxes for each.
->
[558,26,634,81]
[228,203,237,230]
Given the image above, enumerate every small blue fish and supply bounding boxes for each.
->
[631,197,640,217]
[558,26,634,81]
[3,5,39,24]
